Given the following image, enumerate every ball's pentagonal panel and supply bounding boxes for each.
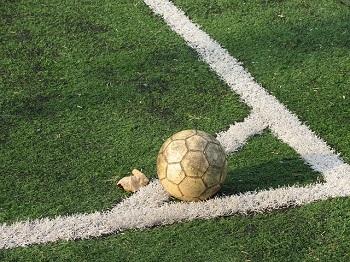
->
[181,151,209,177]
[164,140,188,163]
[167,163,186,184]
[185,135,208,151]
[157,153,167,180]
[205,142,226,167]
[171,129,196,140]
[199,185,221,200]
[178,177,206,198]
[160,179,183,198]
[203,166,222,188]
[157,129,227,202]
[197,130,216,142]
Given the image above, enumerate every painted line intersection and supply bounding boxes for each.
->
[1,0,349,249]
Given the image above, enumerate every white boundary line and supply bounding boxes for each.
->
[2,177,350,249]
[1,0,350,249]
[142,0,350,183]
[216,110,267,154]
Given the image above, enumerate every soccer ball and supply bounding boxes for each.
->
[157,130,227,201]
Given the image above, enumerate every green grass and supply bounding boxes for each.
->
[223,132,321,195]
[0,0,349,261]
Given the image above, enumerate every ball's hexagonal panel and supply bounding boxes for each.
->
[171,129,196,140]
[181,151,209,177]
[185,134,208,151]
[164,140,188,163]
[199,184,221,200]
[220,161,228,184]
[179,177,206,198]
[158,130,227,202]
[160,179,183,199]
[157,153,168,180]
[202,166,222,188]
[167,163,186,184]
[205,142,226,167]
[159,137,172,154]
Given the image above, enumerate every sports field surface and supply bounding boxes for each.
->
[1,0,349,260]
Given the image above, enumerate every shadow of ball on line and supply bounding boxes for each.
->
[157,130,227,202]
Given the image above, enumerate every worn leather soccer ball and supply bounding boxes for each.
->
[157,130,227,201]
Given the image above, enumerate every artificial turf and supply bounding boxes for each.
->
[0,0,249,223]
[0,0,349,261]
[223,132,321,196]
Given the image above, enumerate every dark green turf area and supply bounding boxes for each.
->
[223,132,321,195]
[0,0,349,260]
[174,0,350,162]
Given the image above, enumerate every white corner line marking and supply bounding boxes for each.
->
[1,0,350,250]
[143,0,350,183]
[2,178,350,250]
[216,110,267,154]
